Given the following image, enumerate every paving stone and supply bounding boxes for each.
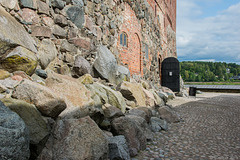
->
[134,95,240,159]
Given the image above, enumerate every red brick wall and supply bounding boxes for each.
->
[116,0,177,78]
[117,3,143,76]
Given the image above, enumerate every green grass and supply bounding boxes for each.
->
[185,82,240,85]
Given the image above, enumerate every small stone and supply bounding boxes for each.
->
[11,75,23,82]
[35,69,48,79]
[51,0,66,9]
[103,104,124,119]
[21,8,40,24]
[31,25,52,37]
[60,39,78,53]
[85,15,94,31]
[66,6,85,28]
[0,0,18,9]
[64,53,74,64]
[0,70,11,80]
[54,14,68,27]
[72,56,91,78]
[69,38,91,50]
[20,0,37,9]
[68,27,78,39]
[37,0,50,15]
[72,0,84,6]
[0,83,7,93]
[0,78,20,89]
[78,74,94,85]
[52,25,67,38]
[42,16,54,27]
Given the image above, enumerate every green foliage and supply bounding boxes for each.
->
[180,61,240,82]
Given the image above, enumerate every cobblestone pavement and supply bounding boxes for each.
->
[134,95,240,160]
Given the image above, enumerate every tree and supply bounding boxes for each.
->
[180,61,240,82]
[184,70,189,80]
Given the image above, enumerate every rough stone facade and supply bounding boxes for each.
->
[0,0,176,87]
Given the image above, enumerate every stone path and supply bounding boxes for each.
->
[133,94,240,160]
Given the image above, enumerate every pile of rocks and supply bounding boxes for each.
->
[0,69,181,159]
[0,0,180,159]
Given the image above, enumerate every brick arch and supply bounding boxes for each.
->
[129,33,142,75]
[117,2,143,76]
[158,54,163,83]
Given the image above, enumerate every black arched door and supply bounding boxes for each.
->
[161,57,180,92]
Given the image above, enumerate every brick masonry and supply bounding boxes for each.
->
[116,0,177,84]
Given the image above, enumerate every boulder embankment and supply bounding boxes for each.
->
[0,1,183,159]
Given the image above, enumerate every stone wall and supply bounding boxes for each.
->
[0,0,176,87]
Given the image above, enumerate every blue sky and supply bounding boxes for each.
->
[177,0,240,64]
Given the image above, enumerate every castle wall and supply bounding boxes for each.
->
[0,0,177,86]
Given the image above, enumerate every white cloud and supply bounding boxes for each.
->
[177,1,240,64]
[197,59,216,62]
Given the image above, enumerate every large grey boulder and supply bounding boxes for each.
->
[126,115,153,142]
[150,117,168,132]
[111,116,147,157]
[1,98,49,144]
[103,104,124,119]
[37,116,108,160]
[85,82,109,105]
[86,82,127,113]
[108,135,131,160]
[157,91,168,103]
[158,105,181,123]
[0,46,38,75]
[151,89,165,106]
[117,81,146,106]
[12,79,67,118]
[97,82,127,113]
[127,107,152,123]
[93,45,118,84]
[117,65,130,82]
[0,6,37,57]
[72,55,91,78]
[45,73,96,120]
[37,39,58,69]
[0,101,30,160]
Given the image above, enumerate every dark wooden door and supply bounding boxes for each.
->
[161,57,180,92]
